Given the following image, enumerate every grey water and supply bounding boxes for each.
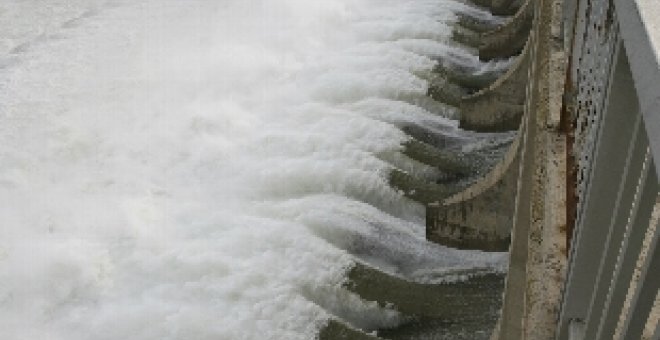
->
[0,1,508,339]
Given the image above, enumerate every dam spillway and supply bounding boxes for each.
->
[1,0,659,339]
[0,1,512,339]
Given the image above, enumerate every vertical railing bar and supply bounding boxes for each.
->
[564,32,622,275]
[614,0,660,181]
[596,150,658,339]
[652,318,660,340]
[571,14,620,240]
[617,219,660,340]
[583,110,643,339]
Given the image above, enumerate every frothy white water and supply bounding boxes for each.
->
[0,0,505,339]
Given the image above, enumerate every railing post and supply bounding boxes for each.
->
[615,219,659,340]
[555,41,631,339]
[567,320,585,340]
[595,155,658,339]
[581,47,648,340]
[615,0,660,183]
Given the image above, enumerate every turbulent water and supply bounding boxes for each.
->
[0,1,507,339]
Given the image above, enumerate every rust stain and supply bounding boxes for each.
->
[604,0,615,34]
[560,1,581,257]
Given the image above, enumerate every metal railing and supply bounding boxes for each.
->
[557,0,660,339]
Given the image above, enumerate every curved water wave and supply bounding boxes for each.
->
[0,0,508,339]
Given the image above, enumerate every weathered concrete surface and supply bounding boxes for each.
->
[491,0,568,338]
[461,101,524,132]
[426,127,522,251]
[433,63,502,92]
[345,263,504,320]
[457,14,501,34]
[389,169,462,205]
[466,0,521,15]
[479,0,534,61]
[318,263,505,340]
[402,139,476,176]
[452,25,482,49]
[522,53,567,340]
[491,0,526,16]
[427,72,470,108]
[468,0,495,11]
[318,320,383,340]
[459,38,531,132]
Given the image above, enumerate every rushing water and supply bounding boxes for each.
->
[0,1,508,339]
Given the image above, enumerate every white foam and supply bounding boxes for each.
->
[0,0,506,339]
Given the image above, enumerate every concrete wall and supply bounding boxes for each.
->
[492,0,568,338]
[459,38,530,132]
[492,0,526,16]
[480,0,535,60]
[426,126,521,251]
[427,0,569,337]
[424,0,535,252]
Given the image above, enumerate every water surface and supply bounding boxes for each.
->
[0,1,506,339]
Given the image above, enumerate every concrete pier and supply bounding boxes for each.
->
[426,127,521,251]
[318,264,505,340]
[479,0,534,61]
[459,38,530,132]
